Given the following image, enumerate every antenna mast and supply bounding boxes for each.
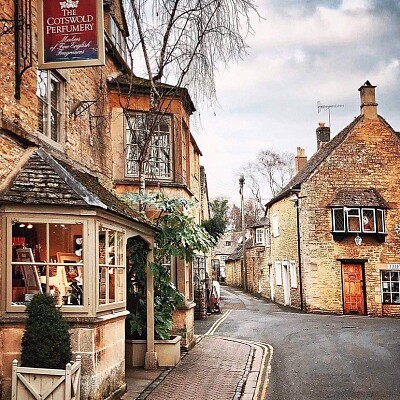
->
[317,101,344,128]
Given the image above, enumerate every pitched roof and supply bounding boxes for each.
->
[266,115,364,207]
[0,148,150,226]
[328,188,388,208]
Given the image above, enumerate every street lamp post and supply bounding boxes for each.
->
[239,175,247,291]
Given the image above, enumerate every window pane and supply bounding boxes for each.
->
[98,227,125,306]
[381,270,400,304]
[376,210,385,233]
[333,209,345,231]
[11,221,84,306]
[362,209,375,232]
[347,209,360,232]
[126,113,171,178]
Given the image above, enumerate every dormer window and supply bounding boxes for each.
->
[331,207,386,241]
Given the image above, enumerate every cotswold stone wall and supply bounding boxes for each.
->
[300,118,400,316]
[266,198,301,309]
[0,1,119,182]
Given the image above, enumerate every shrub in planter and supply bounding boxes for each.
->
[21,293,72,369]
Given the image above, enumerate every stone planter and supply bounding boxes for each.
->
[125,336,181,367]
[11,356,81,400]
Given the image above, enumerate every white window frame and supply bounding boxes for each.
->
[332,208,345,232]
[289,260,297,288]
[265,227,271,247]
[36,69,64,143]
[377,209,386,233]
[97,223,126,311]
[272,213,280,237]
[362,208,376,233]
[125,112,172,180]
[275,261,282,286]
[347,208,361,232]
[381,270,400,304]
[255,228,264,245]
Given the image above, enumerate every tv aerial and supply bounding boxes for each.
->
[317,101,344,128]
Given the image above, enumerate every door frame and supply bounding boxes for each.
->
[340,261,367,315]
[282,261,290,306]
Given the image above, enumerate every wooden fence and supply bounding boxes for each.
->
[11,356,81,400]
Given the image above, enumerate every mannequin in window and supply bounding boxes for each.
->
[363,215,372,231]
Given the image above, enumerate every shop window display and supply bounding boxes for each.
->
[98,226,125,306]
[11,222,84,306]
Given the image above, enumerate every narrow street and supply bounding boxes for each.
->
[197,285,400,400]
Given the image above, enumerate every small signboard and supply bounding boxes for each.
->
[387,264,400,270]
[38,0,105,69]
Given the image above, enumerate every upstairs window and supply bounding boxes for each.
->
[110,17,128,64]
[125,113,172,180]
[272,213,280,237]
[255,228,264,245]
[331,207,386,241]
[37,70,63,143]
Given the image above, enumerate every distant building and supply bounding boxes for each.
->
[246,81,400,317]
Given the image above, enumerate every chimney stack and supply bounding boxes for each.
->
[316,122,330,150]
[295,147,307,173]
[358,80,378,120]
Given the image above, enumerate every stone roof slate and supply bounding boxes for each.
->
[0,148,149,226]
[328,188,388,208]
[266,115,364,207]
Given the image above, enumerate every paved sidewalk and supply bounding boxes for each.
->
[121,335,268,400]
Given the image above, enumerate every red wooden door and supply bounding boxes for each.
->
[342,263,365,315]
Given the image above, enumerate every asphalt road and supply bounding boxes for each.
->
[196,285,400,400]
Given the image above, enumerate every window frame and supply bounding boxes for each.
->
[97,222,126,312]
[272,213,280,238]
[110,16,128,65]
[6,216,87,313]
[331,206,386,241]
[381,270,400,304]
[255,228,264,245]
[275,261,282,286]
[36,69,64,144]
[125,112,173,180]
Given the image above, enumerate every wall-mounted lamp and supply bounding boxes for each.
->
[355,234,362,246]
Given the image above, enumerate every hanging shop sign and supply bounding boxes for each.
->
[38,0,105,69]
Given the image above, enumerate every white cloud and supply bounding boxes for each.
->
[194,0,400,204]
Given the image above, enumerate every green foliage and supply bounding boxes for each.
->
[202,198,229,241]
[21,294,72,369]
[123,193,213,340]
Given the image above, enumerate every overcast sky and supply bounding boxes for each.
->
[194,0,400,205]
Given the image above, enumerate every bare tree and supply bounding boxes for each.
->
[122,0,258,193]
[238,149,295,213]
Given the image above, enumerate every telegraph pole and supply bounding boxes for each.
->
[239,175,247,291]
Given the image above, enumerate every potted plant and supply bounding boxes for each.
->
[11,293,81,399]
[125,236,184,367]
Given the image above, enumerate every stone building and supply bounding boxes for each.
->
[107,75,209,349]
[259,81,400,317]
[0,0,209,398]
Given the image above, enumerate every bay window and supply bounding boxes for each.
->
[331,206,386,241]
[125,112,172,179]
[10,220,84,308]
